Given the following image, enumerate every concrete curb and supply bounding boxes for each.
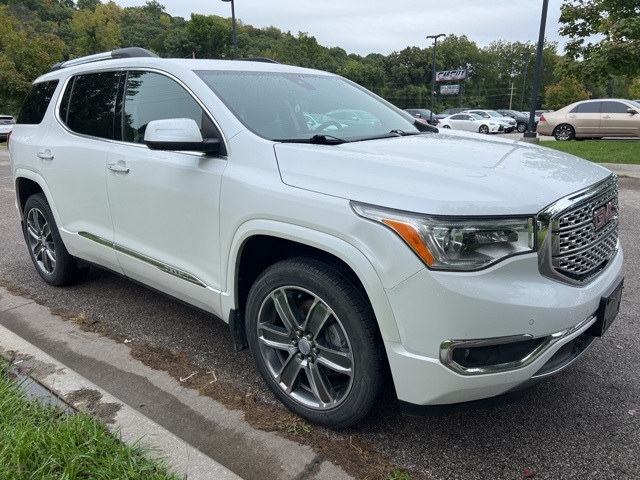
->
[0,322,241,480]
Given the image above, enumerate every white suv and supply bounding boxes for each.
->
[9,48,624,428]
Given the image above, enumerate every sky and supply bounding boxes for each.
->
[114,0,571,57]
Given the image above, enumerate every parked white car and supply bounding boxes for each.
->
[0,114,15,141]
[465,109,517,132]
[9,48,624,428]
[438,113,501,134]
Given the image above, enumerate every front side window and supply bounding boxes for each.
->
[196,71,419,141]
[60,71,121,139]
[17,80,59,125]
[600,101,632,114]
[121,71,208,143]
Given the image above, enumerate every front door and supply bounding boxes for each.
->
[105,70,227,315]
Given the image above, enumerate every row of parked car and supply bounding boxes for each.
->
[405,107,539,135]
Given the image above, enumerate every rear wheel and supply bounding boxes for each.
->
[245,257,385,428]
[553,124,575,141]
[23,193,86,286]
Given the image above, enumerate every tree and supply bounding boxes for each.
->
[544,75,591,110]
[72,1,123,55]
[629,79,640,99]
[0,5,66,113]
[560,0,640,79]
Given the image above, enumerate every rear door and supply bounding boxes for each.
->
[567,101,601,136]
[599,101,640,137]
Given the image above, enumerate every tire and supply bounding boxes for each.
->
[23,193,86,286]
[553,124,575,141]
[479,125,490,134]
[517,122,527,133]
[442,125,451,129]
[245,257,386,428]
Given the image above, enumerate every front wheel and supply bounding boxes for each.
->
[517,122,527,133]
[479,125,490,134]
[245,258,386,428]
[23,193,86,286]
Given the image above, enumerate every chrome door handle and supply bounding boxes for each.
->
[36,151,54,161]
[107,163,130,174]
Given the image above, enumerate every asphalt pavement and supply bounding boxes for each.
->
[1,142,639,480]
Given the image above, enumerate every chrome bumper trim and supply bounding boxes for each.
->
[439,315,596,376]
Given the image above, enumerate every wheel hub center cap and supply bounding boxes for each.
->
[298,338,312,355]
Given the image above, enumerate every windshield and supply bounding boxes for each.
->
[196,71,420,141]
[487,111,505,118]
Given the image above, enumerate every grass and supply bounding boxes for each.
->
[541,140,640,164]
[0,361,182,480]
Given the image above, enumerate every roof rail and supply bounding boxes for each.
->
[50,47,159,71]
[234,57,280,64]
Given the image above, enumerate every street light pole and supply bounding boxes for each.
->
[524,0,549,139]
[519,51,532,112]
[426,33,445,124]
[221,0,238,59]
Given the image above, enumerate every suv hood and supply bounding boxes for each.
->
[274,132,613,216]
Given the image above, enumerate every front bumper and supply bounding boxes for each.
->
[383,249,623,407]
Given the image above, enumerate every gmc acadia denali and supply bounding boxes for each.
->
[9,48,624,428]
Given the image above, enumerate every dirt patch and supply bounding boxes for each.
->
[66,388,121,424]
[130,344,426,480]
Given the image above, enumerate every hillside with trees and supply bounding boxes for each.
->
[1,0,638,116]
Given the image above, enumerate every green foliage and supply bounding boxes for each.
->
[72,1,123,56]
[629,79,640,99]
[0,361,182,479]
[0,5,65,114]
[560,0,640,80]
[544,75,591,110]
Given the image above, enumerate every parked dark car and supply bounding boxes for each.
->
[404,108,436,125]
[495,109,537,133]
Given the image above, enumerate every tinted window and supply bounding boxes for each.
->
[574,102,601,114]
[601,101,632,114]
[62,72,121,139]
[17,81,59,125]
[122,71,207,143]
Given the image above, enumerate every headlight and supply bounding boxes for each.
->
[352,202,535,271]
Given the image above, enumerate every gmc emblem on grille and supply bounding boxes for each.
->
[594,200,616,231]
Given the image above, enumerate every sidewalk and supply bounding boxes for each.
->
[0,286,353,480]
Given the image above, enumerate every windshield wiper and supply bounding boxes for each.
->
[390,129,421,136]
[274,134,347,145]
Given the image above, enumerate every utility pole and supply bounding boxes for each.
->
[426,33,446,124]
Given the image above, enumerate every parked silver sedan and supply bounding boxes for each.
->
[438,113,501,134]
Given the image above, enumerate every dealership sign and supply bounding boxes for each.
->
[436,70,468,82]
[440,85,460,95]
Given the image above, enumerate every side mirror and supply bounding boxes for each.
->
[144,118,223,154]
[627,108,638,115]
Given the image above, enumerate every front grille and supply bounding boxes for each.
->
[538,176,619,285]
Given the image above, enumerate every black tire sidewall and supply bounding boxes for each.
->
[245,258,385,428]
[23,193,76,286]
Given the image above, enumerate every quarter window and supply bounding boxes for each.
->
[17,81,59,125]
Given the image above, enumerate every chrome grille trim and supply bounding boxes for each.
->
[537,175,619,286]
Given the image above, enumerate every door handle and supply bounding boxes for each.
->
[107,163,130,174]
[602,115,611,119]
[36,151,54,161]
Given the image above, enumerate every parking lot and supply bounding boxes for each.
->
[1,146,638,479]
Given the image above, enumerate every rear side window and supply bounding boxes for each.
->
[572,102,600,114]
[17,81,59,124]
[60,71,122,139]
